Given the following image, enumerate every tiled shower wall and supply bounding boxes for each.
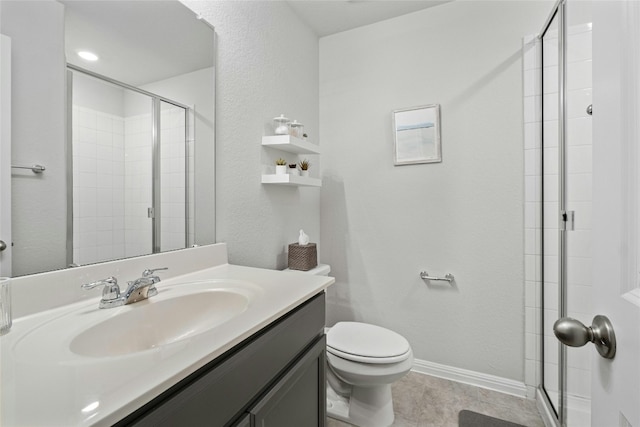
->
[73,81,189,264]
[561,21,593,426]
[123,113,153,258]
[522,20,593,427]
[523,34,542,401]
[160,105,187,252]
[72,106,126,266]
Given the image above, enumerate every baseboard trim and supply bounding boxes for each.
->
[412,358,528,398]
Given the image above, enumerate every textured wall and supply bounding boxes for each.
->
[319,1,550,382]
[182,1,320,269]
[1,0,67,276]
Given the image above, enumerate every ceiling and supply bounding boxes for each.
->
[61,0,447,86]
[61,0,214,87]
[286,0,451,37]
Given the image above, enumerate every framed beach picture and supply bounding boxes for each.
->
[392,104,441,165]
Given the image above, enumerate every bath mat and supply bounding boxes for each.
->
[458,410,526,427]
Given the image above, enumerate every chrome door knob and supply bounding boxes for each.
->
[553,315,616,359]
[0,240,6,252]
[554,317,591,346]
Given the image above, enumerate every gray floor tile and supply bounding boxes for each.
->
[326,372,544,427]
[326,416,353,427]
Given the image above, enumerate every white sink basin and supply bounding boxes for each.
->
[13,279,260,361]
[70,289,249,357]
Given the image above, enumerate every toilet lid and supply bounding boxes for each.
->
[326,322,411,364]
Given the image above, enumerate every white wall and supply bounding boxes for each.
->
[0,0,67,276]
[72,72,125,117]
[320,1,551,382]
[182,1,320,269]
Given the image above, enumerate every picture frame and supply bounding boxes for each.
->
[392,104,441,165]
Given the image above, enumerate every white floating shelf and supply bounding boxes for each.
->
[261,174,321,187]
[262,135,321,155]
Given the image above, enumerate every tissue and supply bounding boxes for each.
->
[298,229,310,245]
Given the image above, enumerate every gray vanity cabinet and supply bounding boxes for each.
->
[234,415,251,427]
[117,293,326,427]
[247,336,325,426]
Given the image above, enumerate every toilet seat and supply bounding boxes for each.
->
[327,322,411,364]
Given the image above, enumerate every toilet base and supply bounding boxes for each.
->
[326,384,350,421]
[326,382,395,427]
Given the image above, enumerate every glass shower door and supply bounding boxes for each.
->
[159,100,187,252]
[70,69,191,266]
[70,70,154,265]
[539,1,593,425]
[541,7,562,419]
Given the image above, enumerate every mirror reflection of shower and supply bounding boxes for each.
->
[69,69,193,266]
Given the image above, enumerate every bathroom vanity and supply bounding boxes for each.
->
[1,244,334,426]
[118,294,326,426]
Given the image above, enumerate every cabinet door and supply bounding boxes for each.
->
[250,336,326,427]
[234,414,251,427]
[122,294,325,427]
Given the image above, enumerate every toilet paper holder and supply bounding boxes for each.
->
[420,271,454,283]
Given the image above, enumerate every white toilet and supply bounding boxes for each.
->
[286,264,414,427]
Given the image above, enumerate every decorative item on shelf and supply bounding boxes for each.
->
[273,114,291,135]
[275,158,287,175]
[288,229,317,271]
[288,163,299,176]
[299,159,310,177]
[302,133,308,140]
[289,120,304,138]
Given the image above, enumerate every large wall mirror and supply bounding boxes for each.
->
[0,0,215,277]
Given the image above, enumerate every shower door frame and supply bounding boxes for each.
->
[538,0,569,426]
[66,64,191,264]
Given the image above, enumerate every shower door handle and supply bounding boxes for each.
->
[553,315,616,359]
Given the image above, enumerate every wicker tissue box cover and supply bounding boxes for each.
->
[288,243,318,271]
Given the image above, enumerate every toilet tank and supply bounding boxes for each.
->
[284,264,331,276]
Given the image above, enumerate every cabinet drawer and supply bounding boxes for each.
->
[121,292,325,426]
[249,336,326,427]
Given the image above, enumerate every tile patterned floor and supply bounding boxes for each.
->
[326,372,545,427]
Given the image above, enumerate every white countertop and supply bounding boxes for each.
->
[0,262,334,426]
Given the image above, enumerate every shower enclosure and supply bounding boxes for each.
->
[526,0,593,425]
[68,66,194,267]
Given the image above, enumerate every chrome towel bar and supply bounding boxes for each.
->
[420,271,454,283]
[11,164,45,173]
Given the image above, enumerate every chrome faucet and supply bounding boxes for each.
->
[123,268,167,305]
[81,268,168,309]
[81,276,123,309]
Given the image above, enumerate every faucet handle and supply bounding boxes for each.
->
[141,268,167,299]
[142,267,168,277]
[81,276,121,301]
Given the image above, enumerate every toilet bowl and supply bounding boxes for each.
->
[325,321,413,427]
[285,265,414,426]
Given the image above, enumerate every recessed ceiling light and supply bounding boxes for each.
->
[77,51,99,61]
